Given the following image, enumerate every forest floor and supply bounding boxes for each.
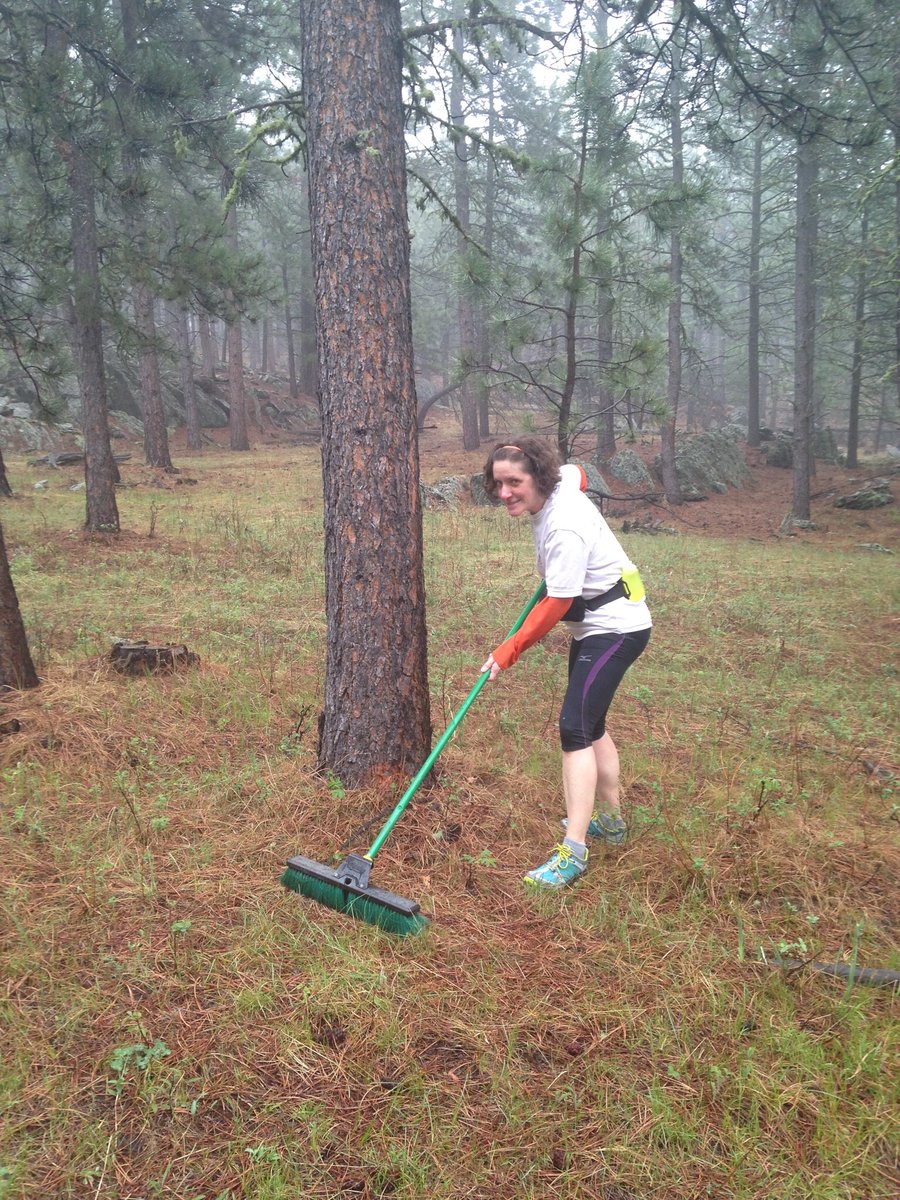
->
[161,381,900,551]
[2,386,898,1199]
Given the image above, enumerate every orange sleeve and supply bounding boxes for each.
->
[491,595,574,670]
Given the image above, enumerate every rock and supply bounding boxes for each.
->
[760,433,793,468]
[34,479,48,489]
[604,448,654,488]
[421,475,469,509]
[571,460,611,498]
[834,479,894,510]
[856,543,893,553]
[469,473,497,507]
[654,429,752,493]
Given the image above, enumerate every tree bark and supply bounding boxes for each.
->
[0,523,39,691]
[65,142,120,533]
[302,0,431,786]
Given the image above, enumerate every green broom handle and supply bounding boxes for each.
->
[366,579,547,861]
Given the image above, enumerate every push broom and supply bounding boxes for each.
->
[281,581,547,936]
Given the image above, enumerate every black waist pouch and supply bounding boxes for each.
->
[561,578,628,622]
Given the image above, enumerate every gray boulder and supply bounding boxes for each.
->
[834,478,894,510]
[654,429,752,493]
[604,448,654,488]
[421,475,469,509]
[572,460,611,498]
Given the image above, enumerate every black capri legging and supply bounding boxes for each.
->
[558,628,651,751]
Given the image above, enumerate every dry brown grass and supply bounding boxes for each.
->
[1,424,898,1198]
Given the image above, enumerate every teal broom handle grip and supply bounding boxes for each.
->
[366,579,547,860]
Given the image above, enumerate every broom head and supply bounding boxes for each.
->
[281,853,429,937]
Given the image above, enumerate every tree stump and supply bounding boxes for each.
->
[110,641,199,675]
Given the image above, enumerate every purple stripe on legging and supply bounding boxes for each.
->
[580,635,625,741]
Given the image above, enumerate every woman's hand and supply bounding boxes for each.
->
[479,653,502,682]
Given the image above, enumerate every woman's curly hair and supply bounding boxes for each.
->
[483,437,562,500]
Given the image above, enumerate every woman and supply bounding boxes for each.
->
[479,437,651,890]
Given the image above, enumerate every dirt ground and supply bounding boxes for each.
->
[163,388,899,552]
[10,377,896,550]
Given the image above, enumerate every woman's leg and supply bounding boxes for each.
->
[561,746,597,844]
[593,732,621,819]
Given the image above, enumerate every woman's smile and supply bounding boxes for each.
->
[492,462,544,516]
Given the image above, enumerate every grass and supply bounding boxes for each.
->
[1,442,898,1199]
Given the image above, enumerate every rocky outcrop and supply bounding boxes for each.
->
[604,448,655,489]
[653,428,752,498]
[834,478,894,510]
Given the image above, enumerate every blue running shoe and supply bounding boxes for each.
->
[524,843,588,890]
[561,812,627,844]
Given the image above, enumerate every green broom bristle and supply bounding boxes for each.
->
[281,865,430,937]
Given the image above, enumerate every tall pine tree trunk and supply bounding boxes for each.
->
[65,142,120,533]
[792,138,818,523]
[120,0,173,473]
[660,42,683,506]
[593,4,616,465]
[198,312,216,376]
[223,186,249,451]
[282,262,299,399]
[451,19,480,452]
[747,134,763,448]
[302,0,431,785]
[475,70,497,439]
[0,523,39,691]
[134,284,175,470]
[175,305,202,452]
[846,201,869,469]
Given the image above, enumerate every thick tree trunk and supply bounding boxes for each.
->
[0,523,39,691]
[302,0,431,786]
[747,134,763,448]
[66,144,120,533]
[792,138,818,523]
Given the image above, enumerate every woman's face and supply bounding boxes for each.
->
[492,458,545,517]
